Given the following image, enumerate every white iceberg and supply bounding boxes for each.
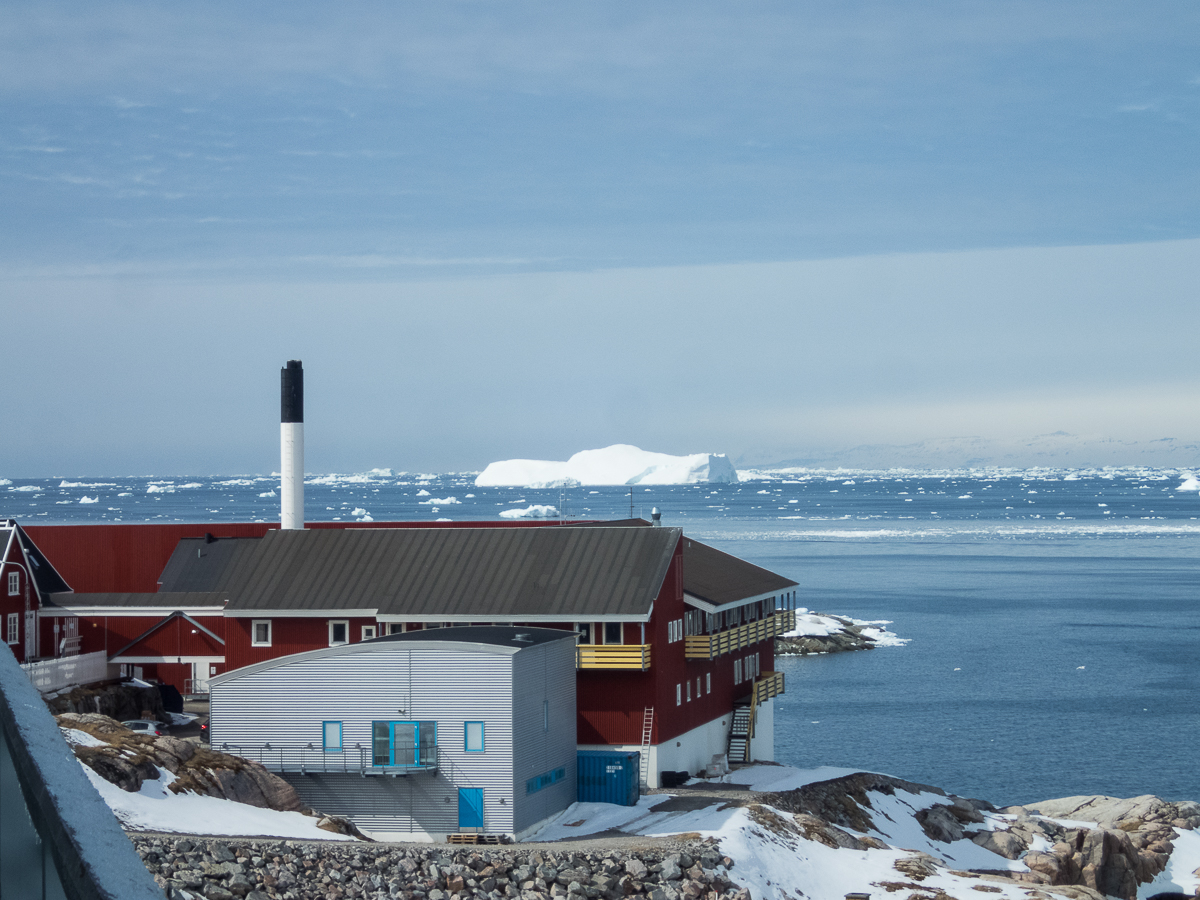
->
[499,504,559,519]
[475,444,737,488]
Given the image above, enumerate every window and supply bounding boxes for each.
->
[322,721,343,753]
[686,681,691,702]
[526,766,566,795]
[5,614,17,645]
[706,673,711,694]
[464,721,485,752]
[603,622,622,644]
[329,620,349,646]
[389,623,406,635]
[734,658,742,684]
[575,623,593,644]
[251,620,272,647]
[7,571,18,596]
[371,720,436,767]
[361,625,377,641]
[696,677,702,697]
[676,683,682,706]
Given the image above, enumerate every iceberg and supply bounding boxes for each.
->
[475,444,738,488]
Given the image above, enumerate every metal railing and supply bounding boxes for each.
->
[684,610,796,660]
[0,644,163,899]
[576,644,652,670]
[221,742,439,776]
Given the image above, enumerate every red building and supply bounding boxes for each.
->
[15,519,796,787]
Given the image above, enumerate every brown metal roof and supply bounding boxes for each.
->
[681,537,797,607]
[223,526,682,618]
[43,591,228,610]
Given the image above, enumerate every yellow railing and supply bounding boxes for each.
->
[748,671,785,738]
[577,644,652,670]
[684,609,796,660]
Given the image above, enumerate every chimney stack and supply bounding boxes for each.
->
[281,360,304,530]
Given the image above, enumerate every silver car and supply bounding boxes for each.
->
[121,719,168,737]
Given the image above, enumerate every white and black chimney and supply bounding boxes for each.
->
[280,360,304,530]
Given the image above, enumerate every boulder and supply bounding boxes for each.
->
[969,829,1028,859]
[916,804,966,843]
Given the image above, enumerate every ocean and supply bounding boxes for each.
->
[5,466,1200,806]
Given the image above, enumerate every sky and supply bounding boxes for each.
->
[2,2,1199,475]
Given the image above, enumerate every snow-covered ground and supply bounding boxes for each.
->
[476,445,737,487]
[528,764,1200,900]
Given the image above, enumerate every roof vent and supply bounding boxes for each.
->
[513,633,533,643]
[651,507,661,525]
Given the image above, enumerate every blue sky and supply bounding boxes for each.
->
[2,3,1199,475]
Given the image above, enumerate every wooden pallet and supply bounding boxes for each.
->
[446,833,504,845]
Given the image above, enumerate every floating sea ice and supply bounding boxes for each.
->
[351,507,367,516]
[118,492,132,497]
[258,491,277,498]
[1177,475,1200,491]
[415,489,431,496]
[78,496,99,504]
[419,497,460,505]
[1077,666,1086,670]
[500,505,558,519]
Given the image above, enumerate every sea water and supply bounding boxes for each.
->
[5,467,1200,805]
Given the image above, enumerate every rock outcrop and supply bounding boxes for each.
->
[47,681,166,722]
[58,713,307,813]
[776,618,876,655]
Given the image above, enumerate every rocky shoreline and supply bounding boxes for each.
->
[775,616,879,655]
[133,835,747,900]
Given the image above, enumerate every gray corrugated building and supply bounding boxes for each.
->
[208,626,577,840]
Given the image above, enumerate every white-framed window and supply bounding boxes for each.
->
[734,658,742,684]
[329,620,349,646]
[5,613,17,645]
[705,673,711,694]
[686,681,691,702]
[676,683,682,706]
[7,571,18,596]
[603,622,622,644]
[575,623,594,644]
[389,623,406,635]
[464,721,485,752]
[696,676,702,697]
[323,721,343,752]
[251,620,272,647]
[361,625,377,641]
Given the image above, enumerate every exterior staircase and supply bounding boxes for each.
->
[727,703,752,764]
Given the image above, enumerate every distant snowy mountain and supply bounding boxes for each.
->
[475,444,738,488]
[748,432,1200,471]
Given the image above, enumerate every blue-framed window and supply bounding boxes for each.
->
[526,766,566,795]
[322,721,342,753]
[371,720,437,766]
[464,721,485,752]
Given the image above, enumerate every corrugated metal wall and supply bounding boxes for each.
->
[510,639,577,834]
[211,640,573,836]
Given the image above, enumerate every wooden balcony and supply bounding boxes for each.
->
[752,670,785,705]
[684,609,796,660]
[577,644,651,670]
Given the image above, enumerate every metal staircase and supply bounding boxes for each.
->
[639,707,654,789]
[727,703,753,764]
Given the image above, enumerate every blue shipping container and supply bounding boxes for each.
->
[577,750,640,806]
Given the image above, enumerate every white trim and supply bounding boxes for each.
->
[361,625,377,641]
[39,607,224,617]
[683,589,787,614]
[6,570,18,596]
[229,609,652,622]
[328,619,349,646]
[251,619,272,647]
[225,608,377,619]
[109,654,224,666]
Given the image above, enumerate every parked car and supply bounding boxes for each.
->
[121,719,168,737]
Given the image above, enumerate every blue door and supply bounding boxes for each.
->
[458,788,484,829]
